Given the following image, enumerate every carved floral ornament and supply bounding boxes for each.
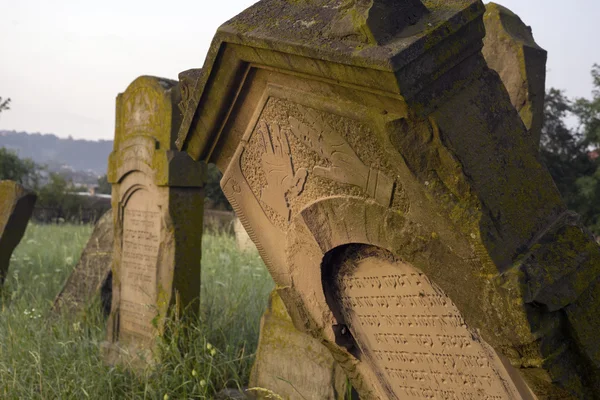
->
[254,107,395,223]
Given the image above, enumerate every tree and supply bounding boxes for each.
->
[539,89,594,209]
[0,97,10,114]
[539,64,600,235]
[571,64,600,233]
[36,173,86,223]
[96,174,111,194]
[0,147,40,188]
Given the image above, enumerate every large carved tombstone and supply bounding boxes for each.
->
[176,0,600,398]
[103,76,205,364]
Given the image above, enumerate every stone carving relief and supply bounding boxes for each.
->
[123,90,160,134]
[231,100,396,230]
[289,109,394,208]
[258,121,308,221]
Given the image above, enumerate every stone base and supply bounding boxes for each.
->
[249,289,348,400]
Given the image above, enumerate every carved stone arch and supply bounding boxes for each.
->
[286,195,536,399]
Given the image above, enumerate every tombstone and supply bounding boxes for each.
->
[243,4,550,391]
[173,0,600,397]
[482,2,547,148]
[233,218,257,252]
[249,289,348,400]
[53,209,113,316]
[0,180,36,285]
[102,76,205,365]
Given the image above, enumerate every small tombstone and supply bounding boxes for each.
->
[0,180,36,285]
[482,2,547,148]
[249,289,348,400]
[102,76,205,365]
[53,209,114,316]
[233,218,257,252]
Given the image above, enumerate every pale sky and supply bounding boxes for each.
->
[1,1,598,141]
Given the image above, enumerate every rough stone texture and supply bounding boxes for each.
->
[249,289,348,400]
[173,0,600,398]
[482,2,547,149]
[0,180,36,285]
[53,209,113,316]
[102,76,206,367]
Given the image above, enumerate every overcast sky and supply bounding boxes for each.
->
[1,1,598,141]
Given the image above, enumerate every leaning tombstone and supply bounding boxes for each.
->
[102,76,205,366]
[482,2,547,148]
[249,289,348,400]
[175,0,600,397]
[0,180,37,286]
[53,209,114,316]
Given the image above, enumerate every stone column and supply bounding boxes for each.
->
[175,0,600,398]
[102,76,205,366]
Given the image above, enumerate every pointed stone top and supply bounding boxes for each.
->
[217,0,483,71]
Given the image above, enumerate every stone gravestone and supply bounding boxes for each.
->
[249,289,348,400]
[175,0,600,397]
[53,209,113,316]
[233,217,257,252]
[482,2,547,149]
[102,76,205,365]
[248,3,550,396]
[0,180,36,286]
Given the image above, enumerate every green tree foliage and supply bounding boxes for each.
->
[96,174,111,194]
[0,147,40,188]
[540,64,600,235]
[571,64,600,233]
[0,97,10,114]
[35,173,86,223]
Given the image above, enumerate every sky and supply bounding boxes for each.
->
[0,0,598,141]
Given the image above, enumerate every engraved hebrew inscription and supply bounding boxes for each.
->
[335,257,523,399]
[289,108,394,206]
[120,189,160,342]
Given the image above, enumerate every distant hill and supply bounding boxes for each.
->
[0,130,112,176]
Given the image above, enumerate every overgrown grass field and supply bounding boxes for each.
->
[0,223,274,399]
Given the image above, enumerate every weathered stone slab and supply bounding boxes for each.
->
[173,0,600,397]
[0,180,36,285]
[483,2,547,148]
[102,76,205,366]
[249,289,347,400]
[53,209,113,316]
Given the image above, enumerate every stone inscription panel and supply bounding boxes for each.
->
[335,257,522,400]
[120,189,160,342]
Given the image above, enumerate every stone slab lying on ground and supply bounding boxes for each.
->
[0,180,36,285]
[52,209,113,316]
[483,2,547,149]
[249,289,348,400]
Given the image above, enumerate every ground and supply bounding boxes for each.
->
[0,223,273,399]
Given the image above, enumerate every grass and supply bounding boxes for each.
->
[0,223,274,399]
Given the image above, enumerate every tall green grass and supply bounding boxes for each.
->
[0,224,273,399]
